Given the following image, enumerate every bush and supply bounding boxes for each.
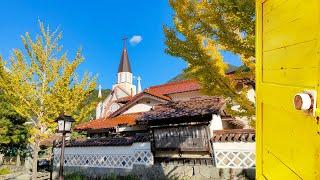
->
[64,172,86,180]
[64,172,139,180]
[0,167,11,175]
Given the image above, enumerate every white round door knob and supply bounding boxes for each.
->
[294,93,313,111]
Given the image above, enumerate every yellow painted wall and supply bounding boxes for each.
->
[256,0,320,179]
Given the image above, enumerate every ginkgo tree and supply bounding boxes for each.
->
[164,0,255,120]
[0,21,97,179]
[0,92,29,164]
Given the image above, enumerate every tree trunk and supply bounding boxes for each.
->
[32,143,39,180]
[0,154,3,165]
[229,168,234,180]
[16,153,21,166]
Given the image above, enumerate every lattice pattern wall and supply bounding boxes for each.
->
[213,143,255,169]
[54,150,153,169]
[53,143,153,169]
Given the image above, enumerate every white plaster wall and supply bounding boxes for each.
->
[96,102,103,119]
[122,99,161,114]
[116,126,145,132]
[96,94,114,119]
[246,88,255,103]
[115,86,130,98]
[167,91,202,101]
[212,142,256,168]
[209,114,223,138]
[112,83,136,97]
[53,142,153,169]
[212,142,255,151]
[123,103,153,114]
[54,142,151,155]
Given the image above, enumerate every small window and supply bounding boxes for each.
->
[121,74,125,82]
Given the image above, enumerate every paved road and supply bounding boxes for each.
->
[7,172,50,180]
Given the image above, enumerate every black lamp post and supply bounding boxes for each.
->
[55,114,75,180]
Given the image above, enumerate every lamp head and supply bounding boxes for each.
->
[55,114,75,133]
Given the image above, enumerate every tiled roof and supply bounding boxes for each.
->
[109,91,171,118]
[75,113,141,131]
[109,80,201,118]
[211,129,255,142]
[221,117,245,129]
[55,136,149,147]
[145,80,201,95]
[115,96,133,103]
[137,96,225,122]
[144,91,172,101]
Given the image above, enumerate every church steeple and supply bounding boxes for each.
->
[118,37,132,73]
[116,37,134,87]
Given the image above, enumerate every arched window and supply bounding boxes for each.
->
[100,104,103,116]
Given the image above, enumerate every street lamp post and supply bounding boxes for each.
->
[55,114,75,180]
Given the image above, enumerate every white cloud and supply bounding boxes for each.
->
[129,35,143,45]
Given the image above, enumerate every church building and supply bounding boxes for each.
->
[96,41,140,119]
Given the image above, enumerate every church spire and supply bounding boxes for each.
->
[118,36,132,73]
[137,76,142,93]
[98,85,102,98]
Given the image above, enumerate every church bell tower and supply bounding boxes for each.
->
[112,37,136,97]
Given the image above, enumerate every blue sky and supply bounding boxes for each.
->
[0,1,241,89]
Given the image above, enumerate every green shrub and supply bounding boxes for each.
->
[122,174,139,180]
[64,172,139,180]
[64,172,86,180]
[102,173,139,180]
[0,168,11,175]
[103,173,116,180]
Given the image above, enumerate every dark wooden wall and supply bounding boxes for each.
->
[153,125,209,151]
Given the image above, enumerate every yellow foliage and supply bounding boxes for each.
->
[164,0,255,119]
[0,21,97,146]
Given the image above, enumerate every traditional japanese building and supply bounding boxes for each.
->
[136,96,244,164]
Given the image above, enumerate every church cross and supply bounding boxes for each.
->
[122,36,128,48]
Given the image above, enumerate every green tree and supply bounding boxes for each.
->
[0,93,29,158]
[164,0,255,119]
[84,88,111,122]
[0,21,97,178]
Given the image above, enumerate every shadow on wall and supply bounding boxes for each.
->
[56,164,255,180]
